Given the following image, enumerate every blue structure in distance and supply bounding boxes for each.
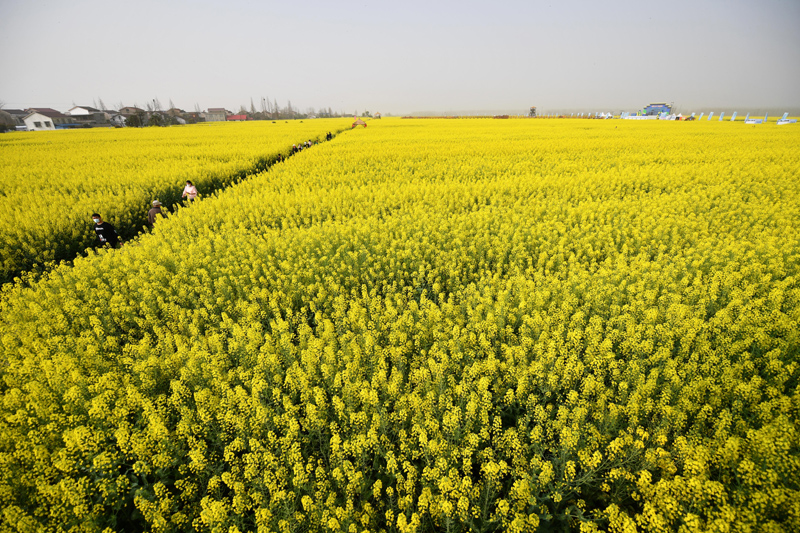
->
[642,102,672,116]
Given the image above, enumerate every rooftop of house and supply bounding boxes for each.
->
[27,108,69,118]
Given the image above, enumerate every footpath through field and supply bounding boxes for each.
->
[0,119,351,285]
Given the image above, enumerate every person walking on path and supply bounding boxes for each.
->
[182,180,198,202]
[148,200,166,226]
[91,213,120,248]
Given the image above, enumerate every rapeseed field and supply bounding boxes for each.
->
[0,118,798,532]
[0,120,348,284]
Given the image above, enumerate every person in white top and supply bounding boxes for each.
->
[182,180,198,201]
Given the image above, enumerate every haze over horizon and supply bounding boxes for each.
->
[1,0,798,116]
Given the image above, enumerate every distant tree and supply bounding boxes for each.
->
[98,97,107,111]
[125,114,142,128]
[250,98,257,116]
[169,98,176,111]
[287,100,294,119]
[0,109,15,132]
[362,110,371,117]
[148,113,164,127]
[194,103,201,113]
[131,102,146,125]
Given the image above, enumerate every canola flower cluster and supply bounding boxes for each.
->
[1,119,799,532]
[0,120,348,284]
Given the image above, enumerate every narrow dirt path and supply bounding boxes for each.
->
[2,128,348,289]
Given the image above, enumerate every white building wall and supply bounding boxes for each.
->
[23,113,56,131]
[67,107,94,116]
[205,112,227,122]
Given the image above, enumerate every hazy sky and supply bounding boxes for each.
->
[1,0,798,115]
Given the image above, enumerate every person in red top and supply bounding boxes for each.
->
[182,180,198,201]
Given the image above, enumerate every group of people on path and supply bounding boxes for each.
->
[91,180,198,248]
[92,134,340,248]
[93,130,335,249]
[292,140,316,153]
[92,132,340,248]
[293,133,335,153]
[283,133,334,160]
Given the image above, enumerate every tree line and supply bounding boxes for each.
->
[119,96,357,127]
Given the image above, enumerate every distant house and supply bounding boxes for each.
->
[182,112,205,124]
[206,108,229,122]
[27,108,72,127]
[117,107,147,126]
[23,109,72,131]
[66,106,113,126]
[23,112,57,131]
[226,114,248,121]
[119,106,145,116]
[66,106,101,116]
[109,114,126,127]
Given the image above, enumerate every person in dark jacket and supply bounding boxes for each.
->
[148,200,166,226]
[91,213,120,248]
